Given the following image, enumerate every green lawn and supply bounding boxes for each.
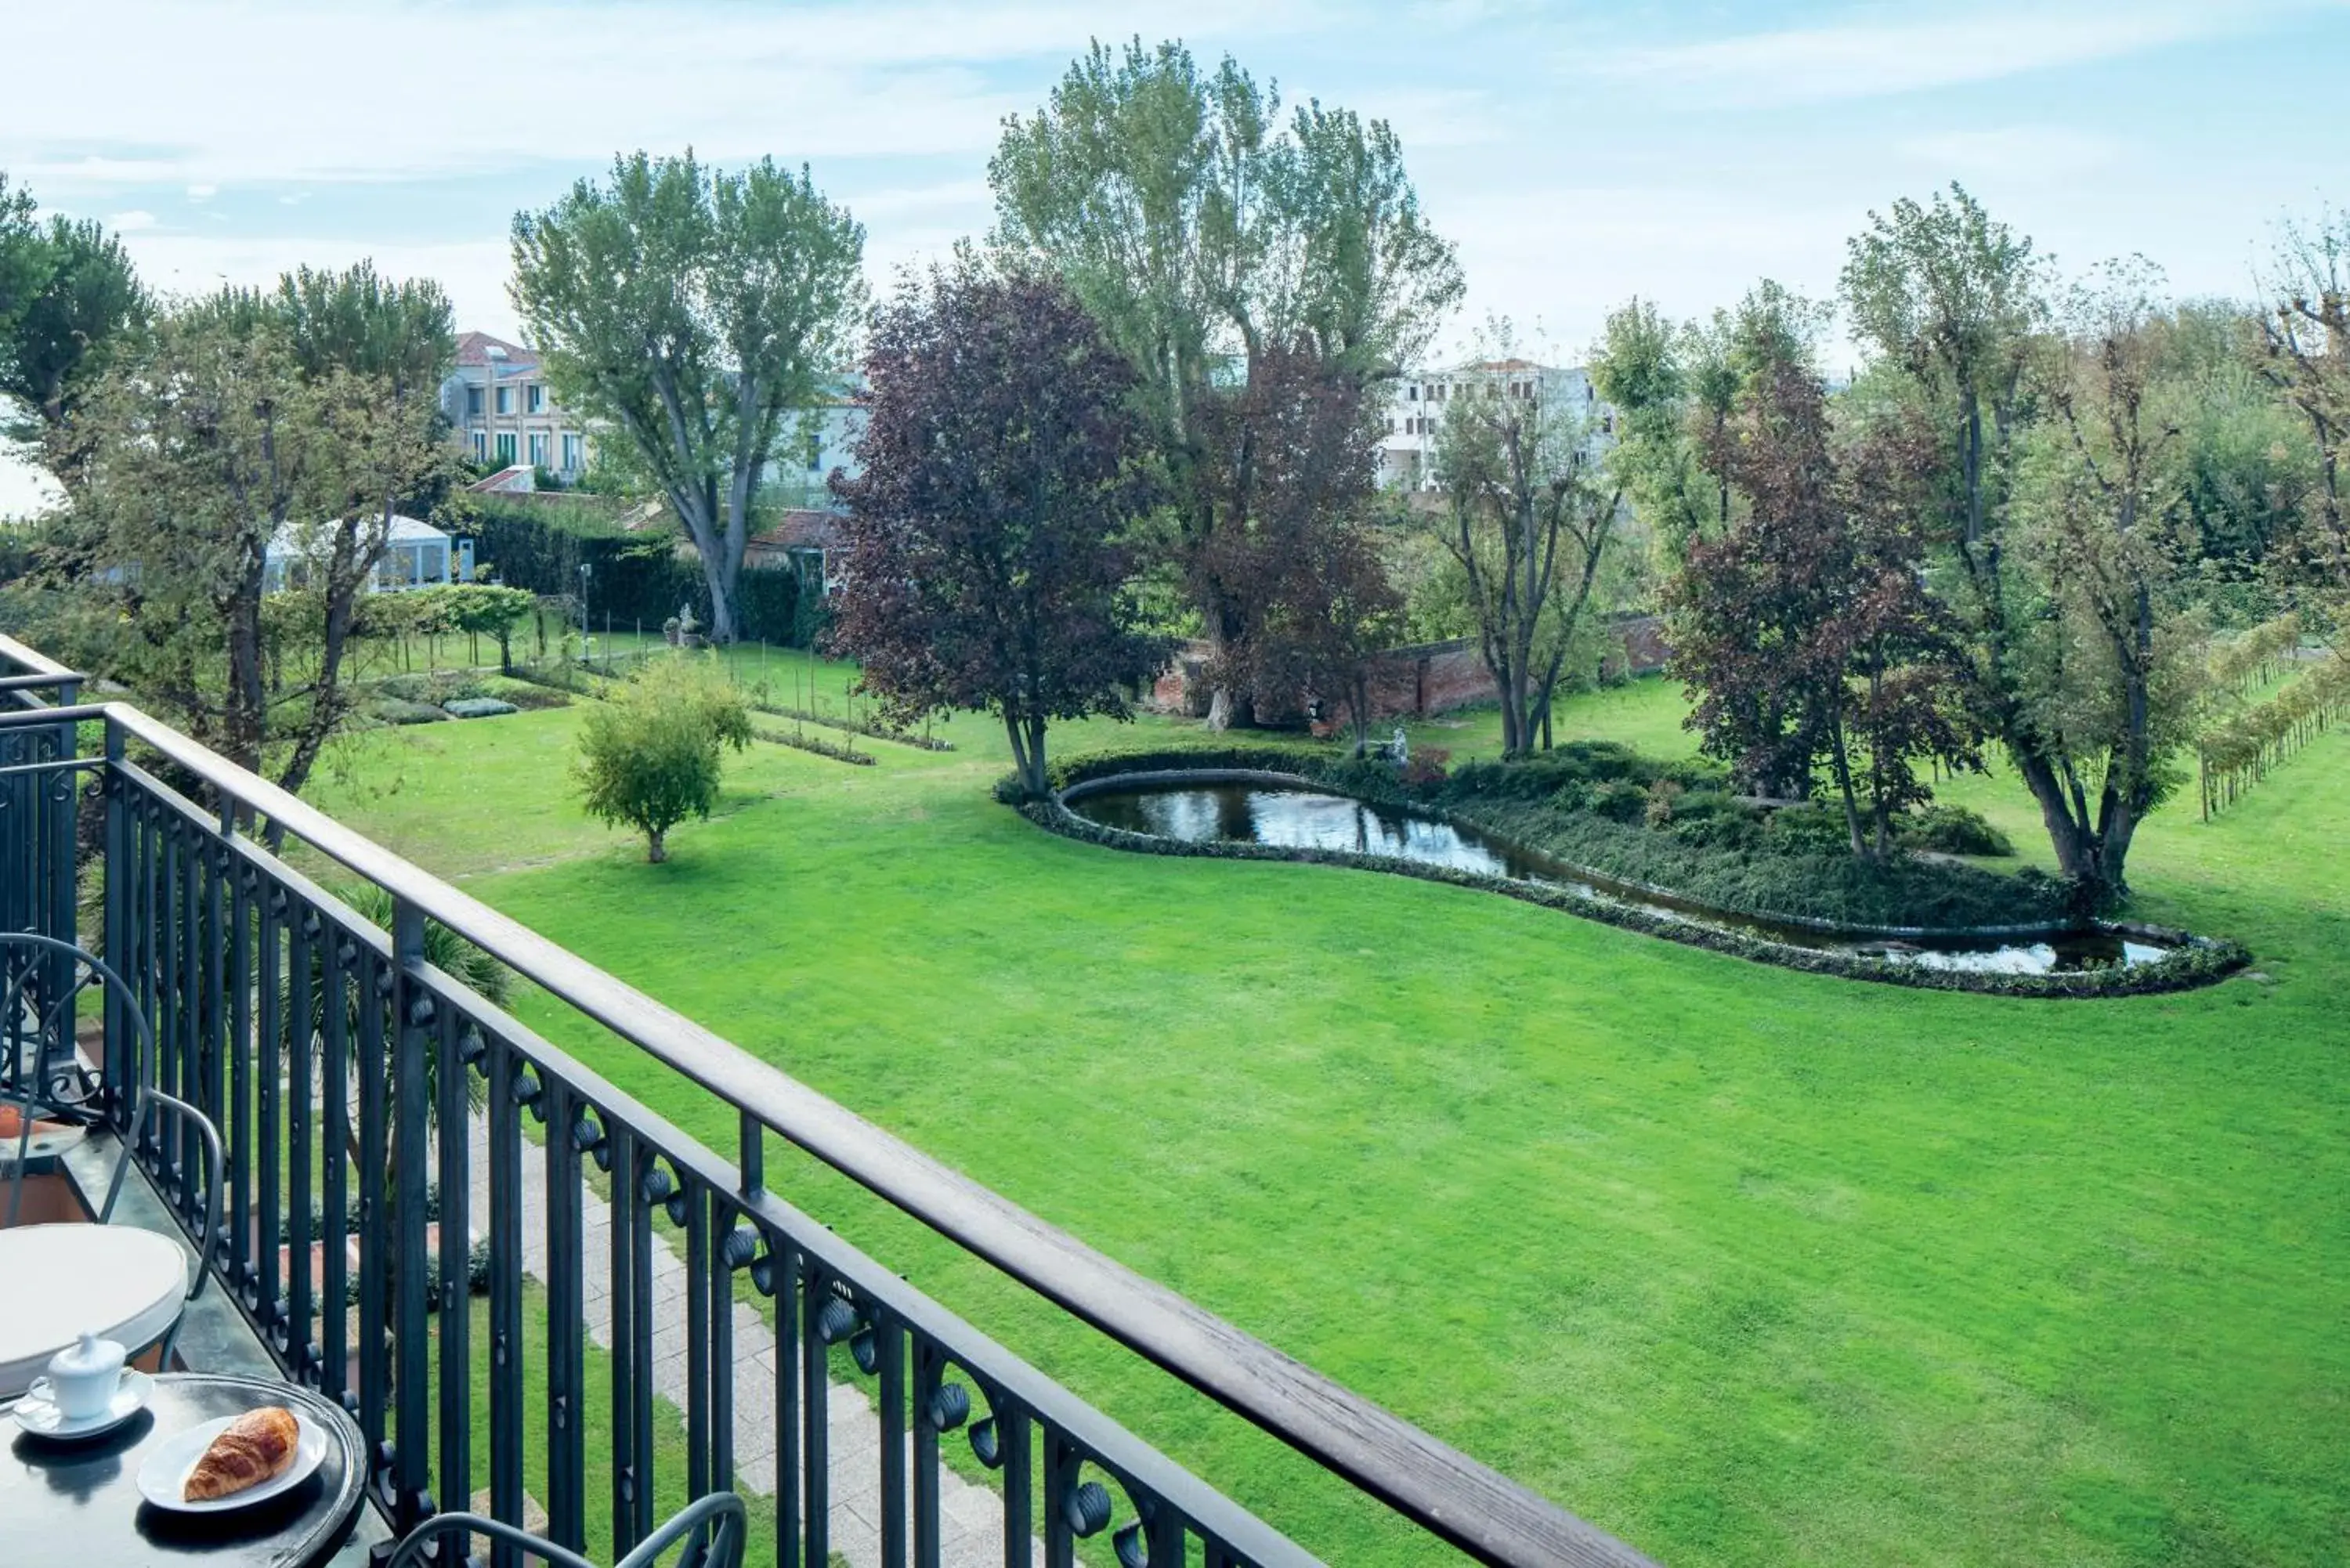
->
[302,674,2350,1567]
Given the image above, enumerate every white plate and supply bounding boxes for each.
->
[11,1368,154,1440]
[134,1408,328,1514]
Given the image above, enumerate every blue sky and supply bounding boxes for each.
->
[3,0,2346,508]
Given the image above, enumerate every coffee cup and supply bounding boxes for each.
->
[43,1331,126,1421]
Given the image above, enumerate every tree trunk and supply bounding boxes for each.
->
[1826,718,1867,857]
[645,828,667,863]
[1025,714,1050,800]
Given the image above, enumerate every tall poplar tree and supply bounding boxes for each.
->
[512,150,865,642]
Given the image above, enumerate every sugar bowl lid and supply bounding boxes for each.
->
[49,1330,126,1377]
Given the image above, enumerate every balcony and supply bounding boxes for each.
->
[0,634,1652,1568]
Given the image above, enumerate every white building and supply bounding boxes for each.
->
[439,332,592,482]
[1376,358,1613,490]
[758,375,866,504]
[263,515,468,594]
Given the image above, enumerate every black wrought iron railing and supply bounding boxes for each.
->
[0,634,1654,1568]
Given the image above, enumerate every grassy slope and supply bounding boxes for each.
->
[304,679,2350,1568]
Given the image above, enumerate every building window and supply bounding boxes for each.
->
[495,385,513,415]
[562,432,584,471]
[1408,385,1419,400]
[465,385,483,417]
[471,430,488,461]
[497,431,518,464]
[527,382,545,414]
[528,432,550,468]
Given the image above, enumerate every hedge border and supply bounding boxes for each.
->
[1018,758,2251,999]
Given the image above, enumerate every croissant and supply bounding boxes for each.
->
[183,1406,299,1501]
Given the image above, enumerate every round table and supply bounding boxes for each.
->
[0,1224,186,1396]
[0,1371,367,1567]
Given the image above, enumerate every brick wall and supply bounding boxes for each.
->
[1143,615,1671,726]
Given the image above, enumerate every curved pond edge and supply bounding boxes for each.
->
[1030,769,2251,999]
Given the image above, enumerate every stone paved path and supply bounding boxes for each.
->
[465,1118,1041,1568]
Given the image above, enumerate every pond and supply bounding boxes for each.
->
[1066,780,2174,975]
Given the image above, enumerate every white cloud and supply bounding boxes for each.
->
[1898,126,2126,182]
[107,209,158,232]
[1423,183,1856,362]
[0,1,1326,192]
[185,183,216,201]
[1593,3,2294,105]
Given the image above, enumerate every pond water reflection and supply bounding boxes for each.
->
[1068,781,2169,974]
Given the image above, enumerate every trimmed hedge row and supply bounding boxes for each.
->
[1021,797,2248,998]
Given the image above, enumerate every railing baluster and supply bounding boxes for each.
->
[136,802,158,1145]
[912,1336,943,1568]
[322,929,352,1411]
[356,944,390,1481]
[227,858,253,1294]
[626,1140,657,1552]
[487,1034,526,1568]
[100,732,128,1122]
[802,1260,830,1568]
[1043,1429,1077,1568]
[155,818,179,1176]
[707,1202,736,1498]
[255,883,284,1331]
[880,1310,908,1568]
[685,1182,710,1504]
[1000,1404,1033,1568]
[390,902,431,1530]
[435,1008,471,1563]
[176,818,199,1205]
[772,1237,801,1568]
[544,1081,587,1554]
[608,1124,658,1556]
[287,907,318,1382]
[200,832,226,1241]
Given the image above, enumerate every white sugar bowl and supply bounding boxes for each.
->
[45,1331,126,1420]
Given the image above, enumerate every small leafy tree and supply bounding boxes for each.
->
[1668,293,1983,854]
[831,259,1166,800]
[572,656,751,861]
[1196,341,1404,739]
[416,583,536,670]
[1426,327,1624,757]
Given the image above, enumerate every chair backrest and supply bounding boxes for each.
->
[386,1491,748,1568]
[0,933,217,1360]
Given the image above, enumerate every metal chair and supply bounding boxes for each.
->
[385,1491,748,1568]
[0,930,221,1368]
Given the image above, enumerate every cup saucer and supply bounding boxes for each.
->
[11,1368,154,1441]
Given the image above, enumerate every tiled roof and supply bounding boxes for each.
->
[748,509,844,551]
[454,331,540,370]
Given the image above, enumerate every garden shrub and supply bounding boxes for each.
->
[367,697,449,725]
[1900,804,2014,858]
[1764,804,1854,855]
